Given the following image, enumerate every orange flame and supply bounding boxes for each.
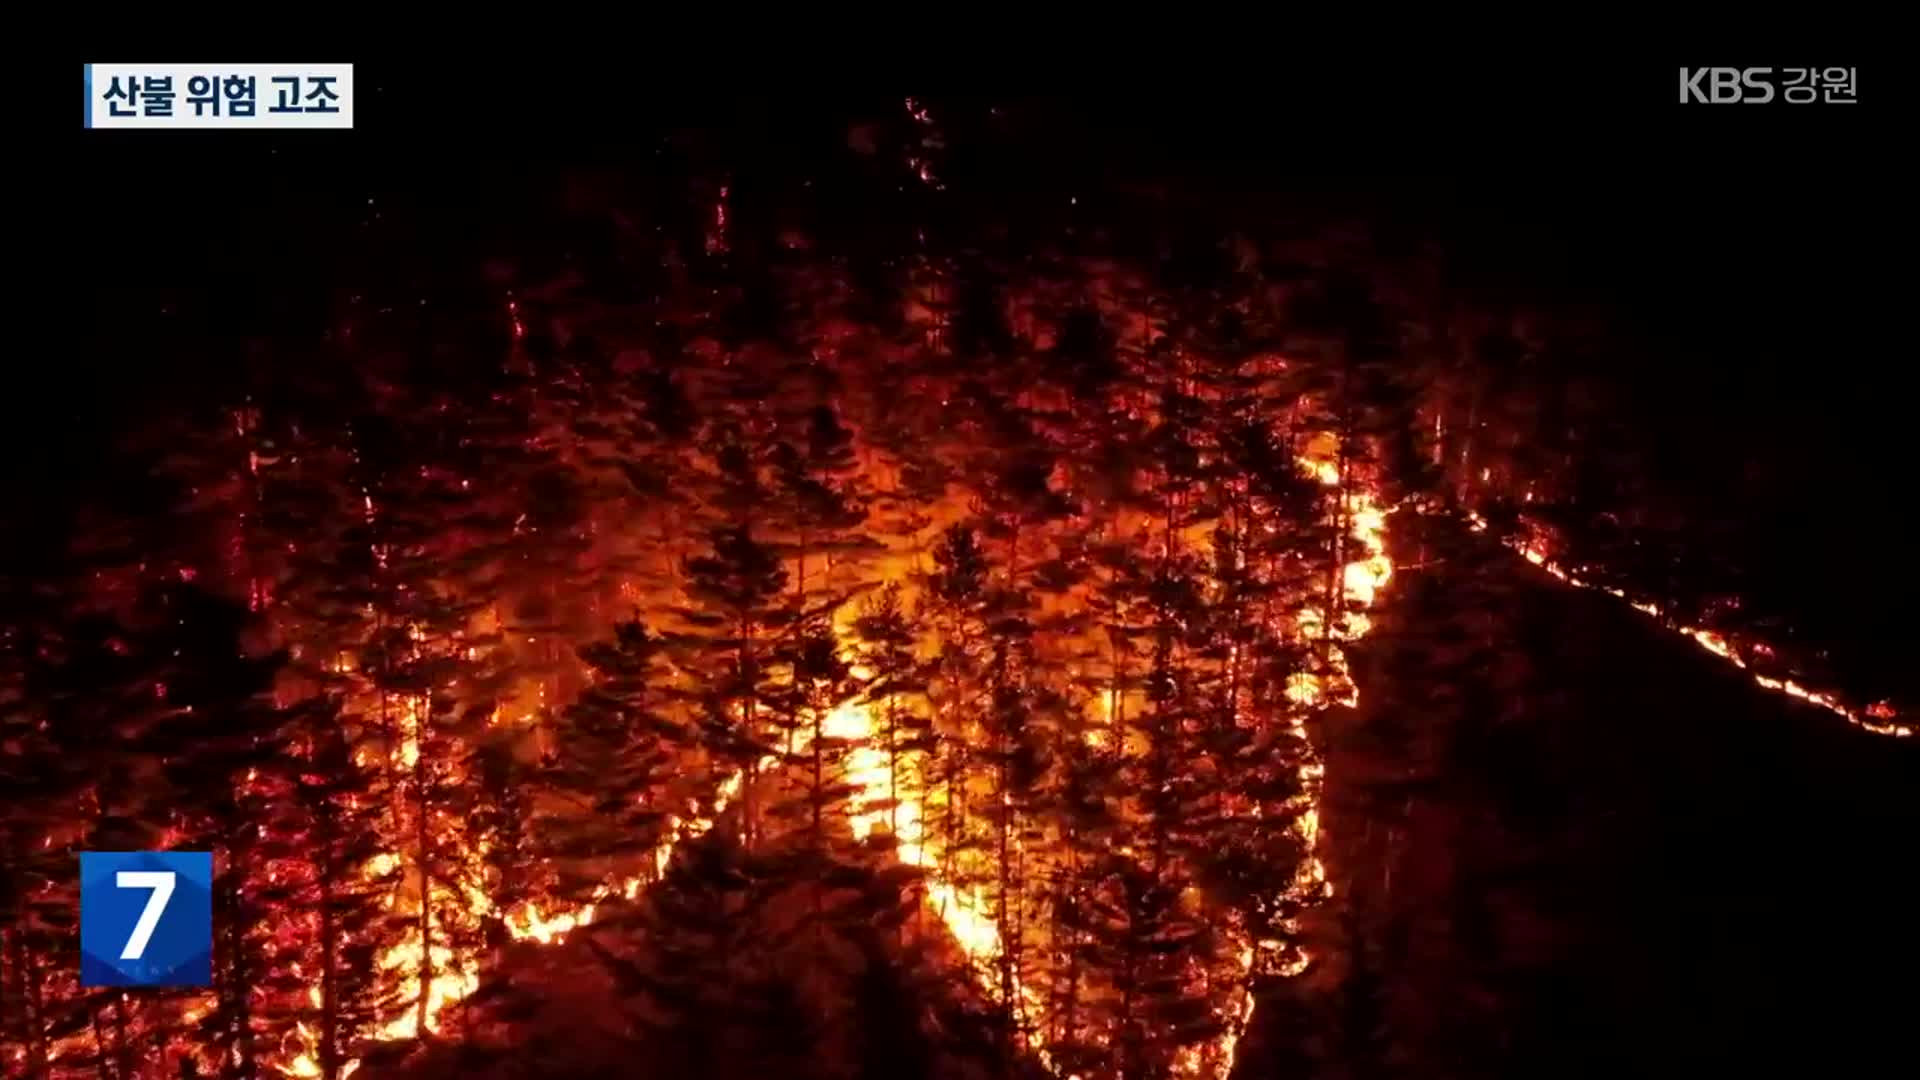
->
[1219,452,1393,1077]
[1469,514,1911,739]
[293,444,1394,1080]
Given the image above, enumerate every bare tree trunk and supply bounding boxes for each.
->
[90,1000,113,1080]
[811,698,828,952]
[110,991,132,1080]
[1057,849,1080,1051]
[885,703,900,840]
[224,877,256,1079]
[1,927,20,1074]
[997,749,1015,1064]
[319,829,341,1080]
[1119,912,1141,1080]
[1224,504,1244,731]
[740,617,757,853]
[413,708,434,1039]
[9,932,50,1078]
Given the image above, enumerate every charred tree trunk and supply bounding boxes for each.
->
[222,875,256,1079]
[9,932,50,1078]
[811,701,825,850]
[1118,908,1141,1080]
[90,1001,113,1080]
[412,711,434,1040]
[1056,850,1080,1052]
[740,617,758,853]
[110,991,132,1080]
[318,823,341,1080]
[996,744,1016,1066]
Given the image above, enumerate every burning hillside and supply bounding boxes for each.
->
[16,81,1909,1080]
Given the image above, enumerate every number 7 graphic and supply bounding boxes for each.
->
[80,851,212,987]
[115,871,176,960]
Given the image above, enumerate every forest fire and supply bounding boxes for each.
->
[32,83,1920,1080]
[251,407,1398,1080]
[1468,514,1912,739]
[34,71,1911,1080]
[37,263,1826,1078]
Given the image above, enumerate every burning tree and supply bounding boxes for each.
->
[8,180,1428,1080]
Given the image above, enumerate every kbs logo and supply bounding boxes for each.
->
[1680,68,1858,104]
[79,852,213,987]
[1680,68,1776,103]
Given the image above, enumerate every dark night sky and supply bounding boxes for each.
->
[65,57,1897,416]
[40,51,1911,696]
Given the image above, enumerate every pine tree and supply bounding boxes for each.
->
[539,618,689,905]
[949,259,1016,364]
[926,520,1052,1065]
[262,698,396,1080]
[1205,414,1332,977]
[769,619,864,862]
[138,584,286,1080]
[1039,730,1123,1073]
[581,831,775,1078]
[0,600,101,1078]
[850,585,934,857]
[2,581,290,1078]
[1042,305,1123,402]
[771,405,874,604]
[1059,853,1229,1080]
[472,736,547,949]
[850,939,936,1080]
[762,616,925,1047]
[323,388,526,1043]
[1127,553,1212,872]
[674,525,793,851]
[920,524,991,897]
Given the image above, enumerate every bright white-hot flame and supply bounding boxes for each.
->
[283,1024,322,1078]
[375,944,480,1043]
[396,695,423,771]
[1286,456,1394,709]
[282,1023,360,1079]
[506,900,590,946]
[821,667,1053,1060]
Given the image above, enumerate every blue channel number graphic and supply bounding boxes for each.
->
[79,851,213,987]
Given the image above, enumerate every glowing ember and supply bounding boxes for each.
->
[903,97,945,189]
[706,184,730,254]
